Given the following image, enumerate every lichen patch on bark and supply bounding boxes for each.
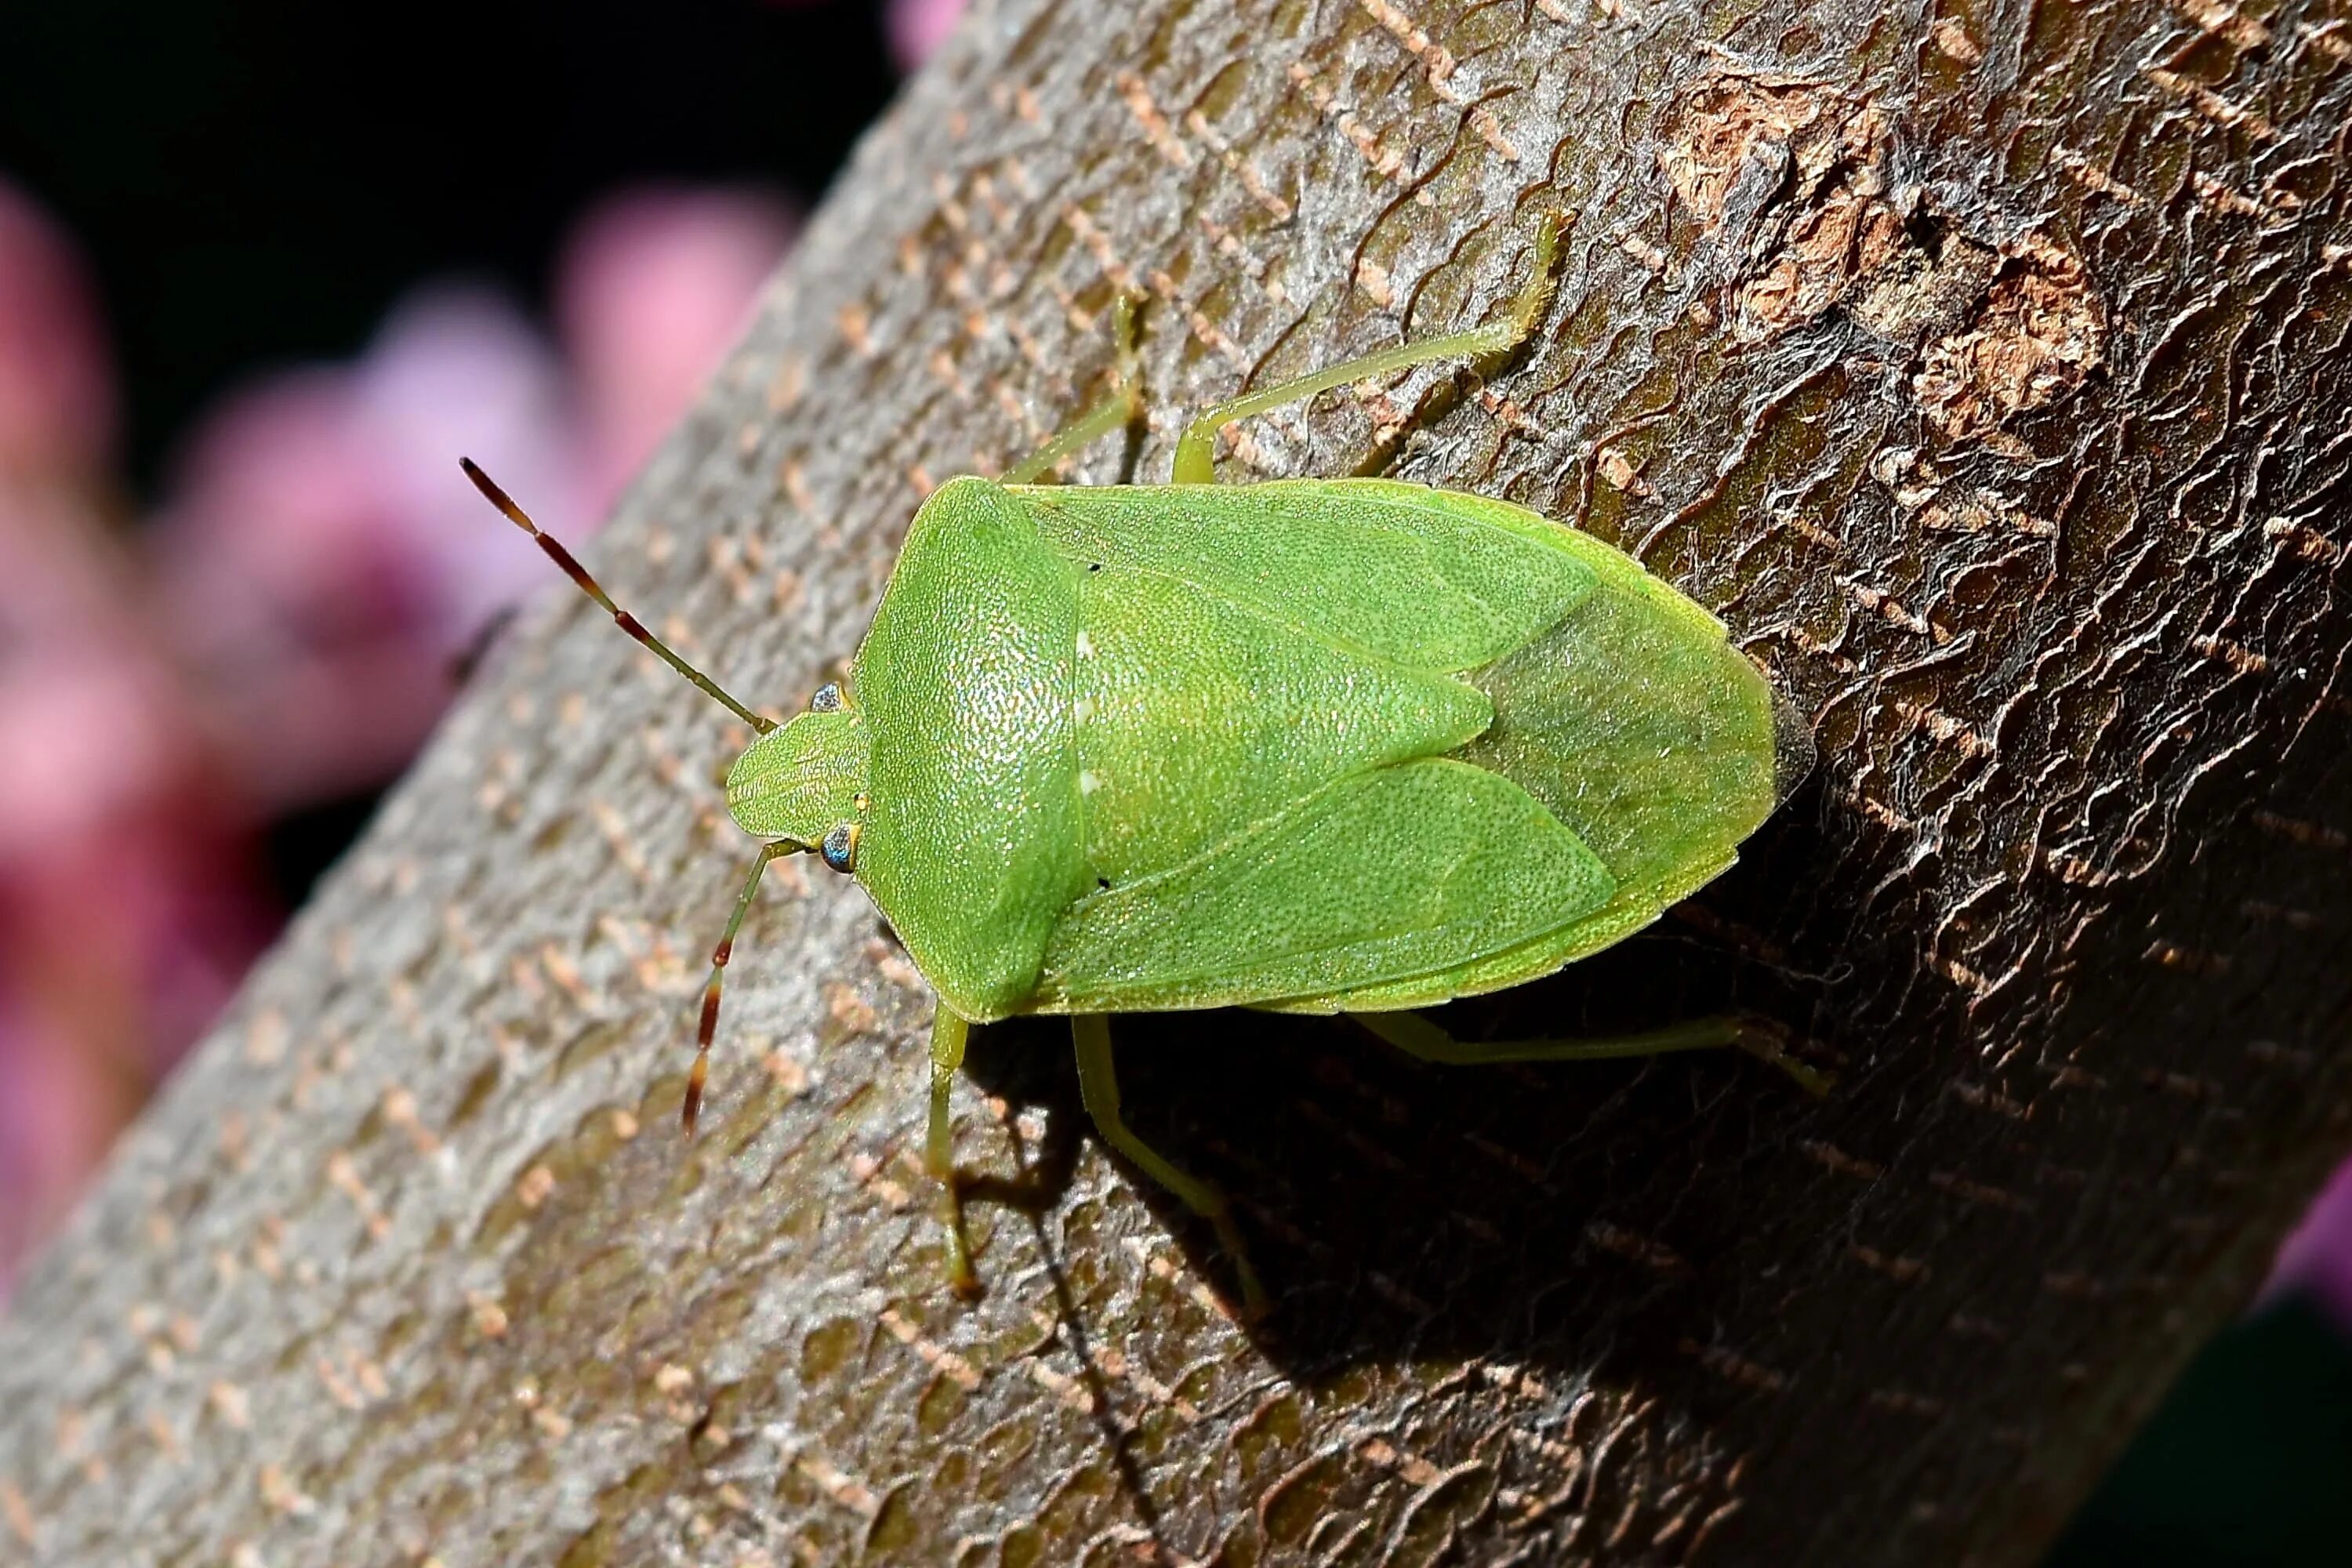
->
[1912,239,2107,444]
[1663,74,1899,343]
[1663,75,1883,231]
[1664,71,2104,445]
[1735,182,1909,342]
[1846,225,2001,347]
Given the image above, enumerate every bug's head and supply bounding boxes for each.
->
[724,683,872,871]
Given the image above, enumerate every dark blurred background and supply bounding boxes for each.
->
[1,4,2347,1559]
[0,0,957,1283]
[11,0,904,492]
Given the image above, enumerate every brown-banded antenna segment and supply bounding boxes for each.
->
[460,458,775,735]
[688,837,812,1134]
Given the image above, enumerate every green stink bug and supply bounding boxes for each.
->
[464,213,1816,1315]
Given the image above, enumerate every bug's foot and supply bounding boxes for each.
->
[1189,1187,1269,1323]
[1730,1014,1835,1097]
[937,1171,985,1301]
[1225,1239,1271,1323]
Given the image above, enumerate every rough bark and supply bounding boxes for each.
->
[5,1,2350,1563]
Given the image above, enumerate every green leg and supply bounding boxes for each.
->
[1000,294,1145,484]
[927,1008,980,1298]
[1352,1010,1832,1096]
[1170,211,1566,485]
[1071,1015,1269,1318]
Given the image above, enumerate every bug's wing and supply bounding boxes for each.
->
[1014,475,1795,1016]
[1014,479,1600,673]
[1254,845,1737,1014]
[1027,477,1791,886]
[1028,758,1614,1014]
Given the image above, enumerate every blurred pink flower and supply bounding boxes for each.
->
[0,175,800,1294]
[151,183,798,812]
[2270,1157,2352,1328]
[887,0,970,72]
[0,181,114,474]
[0,474,268,1298]
[0,183,264,1290]
[557,187,798,508]
[148,287,583,809]
[0,176,802,1292]
[0,1001,134,1287]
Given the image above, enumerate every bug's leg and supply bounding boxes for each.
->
[1352,1010,1832,1096]
[1000,294,1145,485]
[926,1008,982,1299]
[686,838,811,1134]
[1071,1015,1269,1318]
[1170,212,1566,484]
[460,459,775,734]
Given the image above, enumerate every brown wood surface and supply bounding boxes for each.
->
[5,1,2350,1563]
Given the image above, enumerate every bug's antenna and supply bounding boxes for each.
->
[461,458,775,735]
[688,838,811,1134]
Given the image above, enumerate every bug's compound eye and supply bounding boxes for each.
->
[821,822,861,873]
[810,682,845,713]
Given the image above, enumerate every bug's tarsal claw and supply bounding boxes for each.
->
[1729,1014,1835,1097]
[1199,1195,1269,1321]
[944,1179,983,1301]
[1230,1256,1271,1323]
[1731,1011,1835,1100]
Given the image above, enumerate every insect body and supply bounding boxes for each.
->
[466,214,1814,1316]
